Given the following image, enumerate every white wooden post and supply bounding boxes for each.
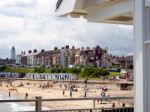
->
[93,99,95,109]
[134,0,150,112]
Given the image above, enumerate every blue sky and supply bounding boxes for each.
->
[0,0,133,58]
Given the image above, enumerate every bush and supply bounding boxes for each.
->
[34,67,45,73]
[0,66,8,71]
[0,66,33,73]
[61,69,67,73]
[50,69,55,73]
[79,67,109,78]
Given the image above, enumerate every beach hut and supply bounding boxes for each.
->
[120,69,127,79]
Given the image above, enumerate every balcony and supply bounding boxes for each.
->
[55,0,133,24]
[55,0,87,17]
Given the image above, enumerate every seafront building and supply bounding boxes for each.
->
[0,59,15,66]
[55,0,150,112]
[20,50,40,66]
[125,54,133,69]
[0,45,130,69]
[16,54,22,65]
[14,45,127,68]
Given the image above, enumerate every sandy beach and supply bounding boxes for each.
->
[0,79,134,110]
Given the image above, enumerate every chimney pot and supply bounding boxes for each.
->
[34,49,37,53]
[66,45,69,49]
[41,49,45,52]
[54,47,58,51]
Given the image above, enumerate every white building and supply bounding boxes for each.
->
[60,45,73,68]
[16,54,22,65]
[126,53,133,68]
[55,0,150,112]
[60,48,70,67]
[23,50,39,66]
[27,53,39,66]
[11,46,16,60]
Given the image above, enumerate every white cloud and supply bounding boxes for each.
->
[0,0,133,58]
[0,14,24,30]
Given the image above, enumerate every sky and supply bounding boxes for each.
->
[0,0,133,59]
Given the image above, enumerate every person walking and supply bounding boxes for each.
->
[84,91,87,98]
[70,91,72,98]
[62,89,65,96]
[100,91,106,104]
[9,91,11,98]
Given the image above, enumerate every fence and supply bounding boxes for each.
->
[0,96,133,112]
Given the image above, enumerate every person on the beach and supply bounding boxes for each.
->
[9,91,11,98]
[62,89,65,96]
[70,91,72,98]
[25,93,28,99]
[60,84,62,88]
[100,91,106,104]
[84,91,87,98]
[112,102,116,107]
[0,83,2,87]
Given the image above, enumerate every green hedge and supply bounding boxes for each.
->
[0,66,33,73]
[0,66,109,78]
[79,67,109,78]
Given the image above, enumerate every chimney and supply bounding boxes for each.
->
[41,49,45,52]
[54,47,58,51]
[81,47,84,50]
[34,49,37,53]
[28,50,32,54]
[66,45,69,49]
[86,47,90,50]
[72,46,75,49]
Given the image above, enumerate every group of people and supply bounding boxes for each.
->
[61,84,89,98]
[62,84,75,98]
[38,82,53,89]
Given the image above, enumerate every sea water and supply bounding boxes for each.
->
[0,94,49,112]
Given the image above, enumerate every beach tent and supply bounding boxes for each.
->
[120,69,128,79]
[120,69,127,74]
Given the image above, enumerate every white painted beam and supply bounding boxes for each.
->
[85,0,121,9]
[86,0,133,24]
[145,0,150,7]
[56,0,86,17]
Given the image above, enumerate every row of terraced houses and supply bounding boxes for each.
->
[15,45,133,68]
